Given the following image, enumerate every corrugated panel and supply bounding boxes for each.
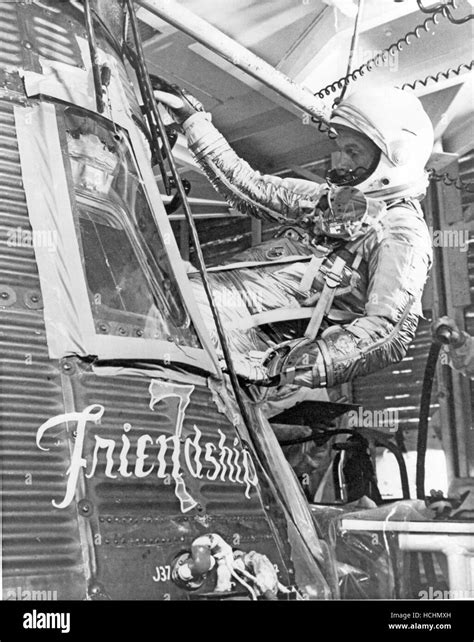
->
[352,319,439,438]
[75,372,265,515]
[0,100,86,598]
[0,102,39,288]
[0,11,296,599]
[0,3,23,71]
[0,308,86,596]
[0,2,85,71]
[64,370,287,599]
[31,16,81,66]
[26,5,84,69]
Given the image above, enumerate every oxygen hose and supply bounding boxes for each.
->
[415,319,465,589]
[416,319,459,500]
[416,342,442,501]
[415,338,445,591]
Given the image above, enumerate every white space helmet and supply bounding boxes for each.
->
[330,87,434,200]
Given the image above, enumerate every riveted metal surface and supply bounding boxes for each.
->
[0,306,87,597]
[0,101,293,594]
[0,3,303,600]
[74,371,268,516]
[0,102,87,598]
[64,369,291,598]
[0,310,87,596]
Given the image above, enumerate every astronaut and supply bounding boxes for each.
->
[154,80,434,393]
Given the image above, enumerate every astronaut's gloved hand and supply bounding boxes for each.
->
[151,75,205,125]
[263,337,327,388]
[220,340,326,389]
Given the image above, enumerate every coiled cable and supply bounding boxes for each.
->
[313,2,455,101]
[416,0,474,25]
[399,59,474,91]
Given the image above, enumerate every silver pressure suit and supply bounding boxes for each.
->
[184,112,433,389]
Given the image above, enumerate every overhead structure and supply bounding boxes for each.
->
[137,0,332,128]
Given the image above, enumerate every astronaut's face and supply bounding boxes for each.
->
[327,125,380,186]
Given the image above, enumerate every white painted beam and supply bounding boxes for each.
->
[137,0,331,125]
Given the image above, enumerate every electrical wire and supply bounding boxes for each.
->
[338,0,365,103]
[232,563,301,600]
[399,58,474,91]
[229,568,258,601]
[414,332,442,587]
[310,115,338,139]
[124,6,170,194]
[400,55,474,195]
[416,0,474,25]
[83,0,105,113]
[416,342,441,500]
[313,2,455,101]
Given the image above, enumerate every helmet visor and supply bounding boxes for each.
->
[326,125,381,187]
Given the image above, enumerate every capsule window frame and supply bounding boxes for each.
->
[14,100,219,375]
